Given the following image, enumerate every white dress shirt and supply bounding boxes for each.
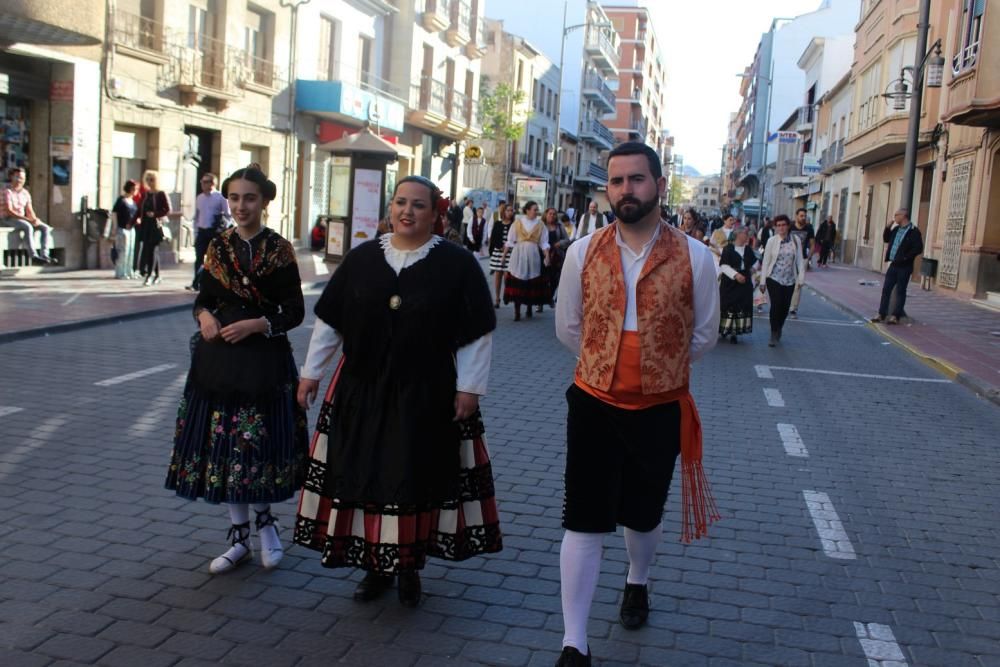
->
[301,234,493,395]
[555,224,720,363]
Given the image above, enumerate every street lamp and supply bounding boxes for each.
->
[880,0,943,218]
[548,1,612,208]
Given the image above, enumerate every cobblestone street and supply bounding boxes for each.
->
[1,286,999,666]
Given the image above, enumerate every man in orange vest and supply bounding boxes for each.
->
[553,142,721,666]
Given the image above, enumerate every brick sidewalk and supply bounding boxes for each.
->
[0,250,331,342]
[804,262,1000,404]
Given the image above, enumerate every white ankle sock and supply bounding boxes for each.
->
[560,530,604,655]
[228,503,250,525]
[253,504,282,567]
[624,523,662,585]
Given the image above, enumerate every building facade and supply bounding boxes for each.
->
[603,6,668,155]
[1,0,104,268]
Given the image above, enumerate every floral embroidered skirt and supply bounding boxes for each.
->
[165,350,309,504]
[293,371,503,574]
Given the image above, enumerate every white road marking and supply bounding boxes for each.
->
[61,292,81,306]
[312,254,329,276]
[761,365,950,384]
[853,622,908,665]
[777,423,808,457]
[803,490,857,560]
[0,406,25,418]
[754,364,773,379]
[763,388,784,407]
[94,363,178,387]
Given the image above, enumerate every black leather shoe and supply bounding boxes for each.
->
[398,571,421,607]
[555,646,591,666]
[619,583,649,630]
[353,572,394,601]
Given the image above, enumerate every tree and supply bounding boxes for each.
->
[668,175,684,207]
[478,81,530,196]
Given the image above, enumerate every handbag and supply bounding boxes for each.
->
[158,218,172,243]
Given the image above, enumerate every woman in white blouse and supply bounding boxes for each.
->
[292,175,502,608]
[500,201,551,321]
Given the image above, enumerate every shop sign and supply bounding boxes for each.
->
[50,136,72,158]
[350,168,383,249]
[515,178,547,211]
[768,131,799,144]
[802,154,821,175]
[50,81,73,103]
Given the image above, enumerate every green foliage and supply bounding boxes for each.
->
[668,175,684,206]
[479,82,529,143]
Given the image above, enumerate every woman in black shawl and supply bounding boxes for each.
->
[718,226,756,343]
[165,164,308,574]
[293,175,502,608]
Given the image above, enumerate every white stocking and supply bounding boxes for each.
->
[624,523,662,585]
[228,503,250,525]
[560,530,604,655]
[253,504,283,568]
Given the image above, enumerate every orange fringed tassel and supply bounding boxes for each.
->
[678,392,721,543]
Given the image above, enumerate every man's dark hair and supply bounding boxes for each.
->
[724,213,736,222]
[774,214,791,224]
[607,141,662,180]
[795,207,807,216]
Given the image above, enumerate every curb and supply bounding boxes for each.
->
[807,285,1000,408]
[0,279,330,345]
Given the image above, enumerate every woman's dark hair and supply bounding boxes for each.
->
[542,206,558,222]
[684,208,701,224]
[123,179,137,194]
[222,163,277,201]
[522,200,538,214]
[393,175,441,208]
[560,212,571,223]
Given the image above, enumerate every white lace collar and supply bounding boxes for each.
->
[379,233,442,275]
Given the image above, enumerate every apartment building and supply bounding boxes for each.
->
[103,0,295,254]
[603,6,668,157]
[1,0,103,268]
[571,1,619,207]
[478,18,558,204]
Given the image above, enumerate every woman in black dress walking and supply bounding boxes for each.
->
[294,175,502,607]
[165,164,308,574]
[717,226,756,343]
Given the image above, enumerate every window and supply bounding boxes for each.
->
[516,60,524,89]
[856,61,882,132]
[244,6,274,85]
[887,38,915,113]
[359,35,374,87]
[547,89,553,117]
[527,136,534,165]
[317,16,337,81]
[954,0,985,74]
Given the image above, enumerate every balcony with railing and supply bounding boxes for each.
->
[576,161,608,185]
[465,15,487,58]
[944,37,1000,126]
[584,25,619,75]
[445,0,471,47]
[579,117,615,149]
[629,118,648,137]
[581,73,615,112]
[410,76,447,117]
[780,158,809,185]
[422,0,451,33]
[795,104,814,133]
[112,10,171,62]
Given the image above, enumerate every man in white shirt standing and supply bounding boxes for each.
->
[553,142,720,667]
[571,200,606,241]
[188,172,230,291]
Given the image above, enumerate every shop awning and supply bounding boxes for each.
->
[0,16,100,46]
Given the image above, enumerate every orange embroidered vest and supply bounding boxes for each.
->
[513,218,543,244]
[575,222,694,395]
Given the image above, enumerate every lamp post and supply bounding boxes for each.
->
[549,1,612,209]
[880,0,944,216]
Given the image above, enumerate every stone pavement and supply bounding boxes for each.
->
[0,251,331,343]
[805,262,1000,405]
[1,286,999,666]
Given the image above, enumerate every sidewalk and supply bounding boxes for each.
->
[805,261,1000,405]
[0,249,331,342]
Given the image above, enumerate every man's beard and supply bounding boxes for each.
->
[613,194,659,225]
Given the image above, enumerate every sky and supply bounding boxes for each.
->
[485,0,825,176]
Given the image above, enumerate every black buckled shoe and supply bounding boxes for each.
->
[555,646,591,666]
[398,571,421,607]
[353,571,394,602]
[619,583,650,630]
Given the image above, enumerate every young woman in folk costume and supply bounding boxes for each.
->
[487,203,513,308]
[293,175,502,607]
[501,201,551,321]
[165,164,308,573]
[717,226,757,344]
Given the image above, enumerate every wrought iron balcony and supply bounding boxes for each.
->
[795,104,814,132]
[112,10,170,57]
[584,25,619,74]
[446,0,471,47]
[580,117,615,149]
[466,16,487,58]
[422,0,451,32]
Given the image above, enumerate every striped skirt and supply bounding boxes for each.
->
[488,247,509,273]
[293,364,503,573]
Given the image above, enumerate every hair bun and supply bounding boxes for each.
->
[247,162,263,171]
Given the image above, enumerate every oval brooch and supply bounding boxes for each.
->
[389,295,402,310]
